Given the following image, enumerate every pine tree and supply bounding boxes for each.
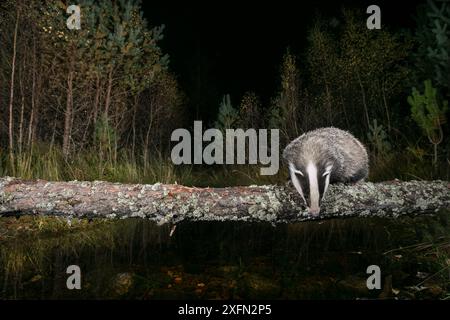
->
[407,79,448,166]
[215,94,239,131]
[413,0,450,98]
[238,91,261,129]
[37,0,169,155]
[269,50,301,144]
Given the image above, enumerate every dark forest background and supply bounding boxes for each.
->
[0,0,448,185]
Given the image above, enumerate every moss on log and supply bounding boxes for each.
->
[0,177,449,225]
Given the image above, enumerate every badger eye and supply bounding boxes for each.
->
[322,171,331,177]
[322,164,333,177]
[289,163,304,176]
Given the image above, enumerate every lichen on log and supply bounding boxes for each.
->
[0,177,449,225]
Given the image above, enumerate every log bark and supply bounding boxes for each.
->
[0,177,449,225]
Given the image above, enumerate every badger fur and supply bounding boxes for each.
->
[283,127,369,215]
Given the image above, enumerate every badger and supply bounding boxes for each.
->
[282,127,369,216]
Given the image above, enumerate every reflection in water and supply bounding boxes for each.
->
[0,210,449,299]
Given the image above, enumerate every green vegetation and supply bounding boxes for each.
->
[214,94,239,132]
[408,80,448,167]
[0,1,448,185]
[413,0,450,96]
[0,0,183,178]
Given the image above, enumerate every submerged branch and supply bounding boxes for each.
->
[0,177,449,224]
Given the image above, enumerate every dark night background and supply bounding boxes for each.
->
[143,0,424,121]
[0,0,449,301]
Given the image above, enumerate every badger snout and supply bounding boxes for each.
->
[308,206,320,216]
[304,194,321,216]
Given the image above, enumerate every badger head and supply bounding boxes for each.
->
[288,161,333,216]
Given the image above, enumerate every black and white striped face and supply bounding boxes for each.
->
[288,161,333,215]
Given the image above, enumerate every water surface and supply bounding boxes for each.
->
[1,210,449,299]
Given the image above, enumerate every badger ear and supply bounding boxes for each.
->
[289,162,304,176]
[322,164,333,177]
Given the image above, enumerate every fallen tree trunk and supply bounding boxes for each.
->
[0,177,449,224]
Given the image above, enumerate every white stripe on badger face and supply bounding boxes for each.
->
[306,162,320,214]
[323,173,331,200]
[289,162,306,204]
[322,164,333,200]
